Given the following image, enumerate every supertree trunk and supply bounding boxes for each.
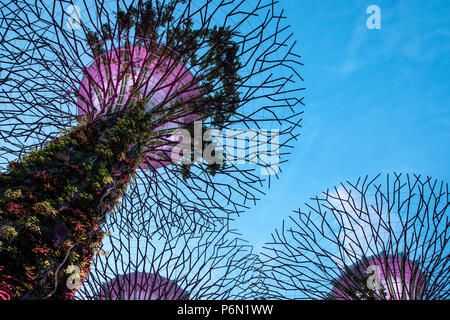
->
[0,100,157,299]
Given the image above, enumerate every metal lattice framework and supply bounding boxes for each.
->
[76,214,266,300]
[0,0,305,232]
[261,173,450,300]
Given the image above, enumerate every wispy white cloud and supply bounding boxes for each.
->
[325,1,447,78]
[325,24,367,77]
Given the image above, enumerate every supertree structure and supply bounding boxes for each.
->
[0,0,304,229]
[0,0,303,299]
[261,173,449,300]
[76,216,266,300]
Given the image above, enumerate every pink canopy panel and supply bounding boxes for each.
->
[96,272,188,300]
[0,266,13,300]
[331,255,425,300]
[77,44,201,169]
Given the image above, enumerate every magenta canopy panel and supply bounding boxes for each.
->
[331,254,425,300]
[77,44,201,169]
[97,272,188,300]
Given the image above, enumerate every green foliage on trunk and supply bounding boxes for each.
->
[0,100,154,299]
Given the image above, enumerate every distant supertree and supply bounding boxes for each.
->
[76,217,265,300]
[0,0,303,299]
[261,174,449,300]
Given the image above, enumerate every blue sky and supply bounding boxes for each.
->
[233,0,450,251]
